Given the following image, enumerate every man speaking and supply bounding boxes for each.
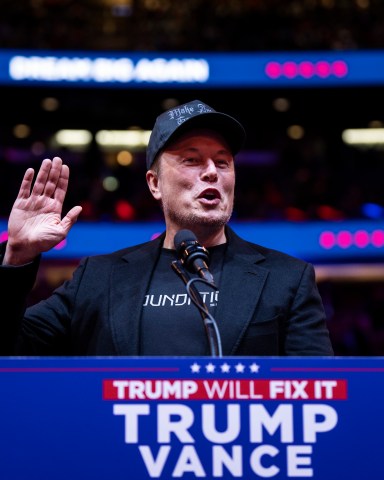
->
[0,99,333,356]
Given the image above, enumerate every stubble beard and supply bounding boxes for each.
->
[163,199,234,235]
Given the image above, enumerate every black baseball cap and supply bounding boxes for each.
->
[146,99,246,169]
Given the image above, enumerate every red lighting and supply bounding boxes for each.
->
[265,60,348,80]
[298,61,315,78]
[319,229,384,250]
[317,205,344,221]
[283,61,298,78]
[354,230,370,248]
[265,62,281,79]
[285,207,307,221]
[316,61,331,78]
[150,232,162,240]
[333,60,348,77]
[371,230,384,248]
[319,231,336,249]
[54,239,67,250]
[115,200,135,221]
[337,231,354,249]
[0,231,8,242]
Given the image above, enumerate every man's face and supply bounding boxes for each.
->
[147,129,235,237]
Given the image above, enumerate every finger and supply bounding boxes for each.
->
[43,157,65,198]
[60,206,82,234]
[53,163,70,205]
[31,158,56,196]
[31,158,53,195]
[16,168,35,199]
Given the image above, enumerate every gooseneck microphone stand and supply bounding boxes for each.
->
[171,260,223,357]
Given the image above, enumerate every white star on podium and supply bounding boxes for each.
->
[220,362,231,373]
[190,362,201,373]
[206,362,216,373]
[249,363,260,373]
[235,362,245,373]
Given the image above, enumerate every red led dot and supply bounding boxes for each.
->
[315,61,331,78]
[319,231,336,249]
[354,230,370,248]
[298,61,315,78]
[282,61,298,78]
[115,200,135,221]
[265,62,282,79]
[337,230,353,248]
[371,230,384,248]
[332,60,348,77]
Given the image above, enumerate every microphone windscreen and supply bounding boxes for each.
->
[174,229,197,254]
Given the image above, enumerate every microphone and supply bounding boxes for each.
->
[174,230,216,286]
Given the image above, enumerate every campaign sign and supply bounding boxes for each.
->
[0,356,383,479]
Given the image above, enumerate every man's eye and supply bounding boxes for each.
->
[216,160,230,168]
[184,157,198,164]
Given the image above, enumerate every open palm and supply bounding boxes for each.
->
[6,157,82,264]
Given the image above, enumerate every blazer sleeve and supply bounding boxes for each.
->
[0,240,88,355]
[0,242,40,354]
[284,262,334,355]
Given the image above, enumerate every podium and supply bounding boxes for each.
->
[0,356,382,479]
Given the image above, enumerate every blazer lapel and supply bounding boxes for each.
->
[215,227,269,355]
[109,235,164,355]
[107,227,268,356]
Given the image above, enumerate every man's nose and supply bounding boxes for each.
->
[201,159,218,182]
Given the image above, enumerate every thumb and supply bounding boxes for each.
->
[61,206,82,234]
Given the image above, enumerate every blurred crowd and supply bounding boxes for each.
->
[1,0,383,224]
[2,102,384,225]
[1,0,384,52]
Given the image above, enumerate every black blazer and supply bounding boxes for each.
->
[0,227,333,356]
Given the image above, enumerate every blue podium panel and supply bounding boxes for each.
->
[0,356,382,480]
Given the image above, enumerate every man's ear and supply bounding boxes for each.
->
[146,170,162,200]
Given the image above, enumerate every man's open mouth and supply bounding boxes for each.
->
[199,189,221,201]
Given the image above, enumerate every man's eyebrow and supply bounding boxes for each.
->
[179,147,199,153]
[216,149,232,156]
[177,147,232,156]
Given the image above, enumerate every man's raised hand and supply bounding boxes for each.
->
[3,157,82,265]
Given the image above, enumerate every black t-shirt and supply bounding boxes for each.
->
[140,243,226,355]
